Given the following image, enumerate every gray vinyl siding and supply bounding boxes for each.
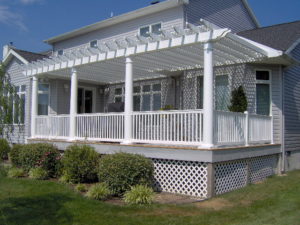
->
[185,0,257,33]
[4,58,30,144]
[53,6,184,53]
[284,43,300,152]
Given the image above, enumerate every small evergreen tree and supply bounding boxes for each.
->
[0,63,20,139]
[228,86,248,113]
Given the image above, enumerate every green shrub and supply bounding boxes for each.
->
[7,167,25,178]
[124,185,154,205]
[98,152,154,196]
[228,86,248,113]
[29,167,48,180]
[86,183,111,200]
[61,145,99,183]
[75,183,87,192]
[0,165,9,177]
[9,144,23,167]
[10,143,61,177]
[59,173,71,184]
[0,138,10,160]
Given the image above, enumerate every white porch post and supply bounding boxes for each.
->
[69,68,78,140]
[123,57,133,144]
[30,76,38,137]
[202,42,214,148]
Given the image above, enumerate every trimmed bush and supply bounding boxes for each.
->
[7,167,25,178]
[29,168,48,180]
[61,145,99,183]
[59,173,71,184]
[124,185,154,205]
[10,143,61,177]
[228,86,248,113]
[75,183,87,192]
[98,152,154,196]
[0,138,10,160]
[9,144,23,167]
[86,183,111,200]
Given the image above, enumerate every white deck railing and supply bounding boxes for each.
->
[34,110,272,147]
[215,111,272,146]
[35,115,70,138]
[132,110,203,145]
[76,113,124,142]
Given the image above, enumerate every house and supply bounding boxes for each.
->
[2,0,300,198]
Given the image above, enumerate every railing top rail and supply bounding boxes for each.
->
[76,112,125,117]
[133,109,203,115]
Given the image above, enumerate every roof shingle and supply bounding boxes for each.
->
[13,49,48,62]
[238,20,300,51]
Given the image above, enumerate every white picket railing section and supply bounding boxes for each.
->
[132,110,204,145]
[35,115,70,138]
[215,111,246,145]
[249,114,272,144]
[215,111,272,146]
[34,110,272,147]
[76,113,124,142]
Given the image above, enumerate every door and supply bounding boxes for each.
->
[78,88,94,114]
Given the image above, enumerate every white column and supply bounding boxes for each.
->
[123,57,133,144]
[202,42,214,148]
[31,76,38,138]
[69,68,78,140]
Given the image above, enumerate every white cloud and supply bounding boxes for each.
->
[19,0,42,4]
[0,6,27,31]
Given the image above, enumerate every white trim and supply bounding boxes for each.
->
[139,22,162,37]
[255,69,272,116]
[285,37,300,55]
[44,0,189,44]
[2,49,29,65]
[241,0,261,28]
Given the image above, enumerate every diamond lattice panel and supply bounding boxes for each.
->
[249,155,278,184]
[215,160,248,195]
[152,158,208,198]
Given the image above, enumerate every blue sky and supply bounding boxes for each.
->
[0,0,299,55]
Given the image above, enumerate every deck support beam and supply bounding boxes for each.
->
[202,42,215,148]
[69,68,78,140]
[123,57,133,144]
[31,76,38,137]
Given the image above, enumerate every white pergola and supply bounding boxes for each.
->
[25,20,281,148]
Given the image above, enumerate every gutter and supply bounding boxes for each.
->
[44,0,189,44]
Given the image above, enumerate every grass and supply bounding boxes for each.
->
[0,167,300,225]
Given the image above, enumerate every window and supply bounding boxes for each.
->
[114,83,162,111]
[57,49,64,56]
[90,40,98,48]
[139,23,162,37]
[13,85,26,124]
[197,75,230,111]
[256,71,271,115]
[38,83,49,115]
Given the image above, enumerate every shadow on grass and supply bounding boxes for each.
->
[0,193,74,225]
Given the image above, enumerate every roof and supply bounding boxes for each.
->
[45,0,189,44]
[13,49,48,62]
[238,20,300,51]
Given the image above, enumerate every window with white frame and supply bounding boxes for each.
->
[38,83,49,115]
[114,83,162,111]
[139,23,162,38]
[90,40,98,48]
[197,75,230,111]
[13,85,26,124]
[256,70,271,115]
[57,49,64,56]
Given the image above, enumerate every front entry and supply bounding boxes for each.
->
[78,88,94,114]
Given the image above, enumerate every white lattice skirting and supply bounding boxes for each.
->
[152,158,208,198]
[215,155,278,195]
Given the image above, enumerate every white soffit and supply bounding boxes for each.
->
[23,22,273,84]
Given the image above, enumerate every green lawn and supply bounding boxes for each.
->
[0,168,300,225]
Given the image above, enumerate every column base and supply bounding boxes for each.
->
[199,143,215,149]
[121,140,133,145]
